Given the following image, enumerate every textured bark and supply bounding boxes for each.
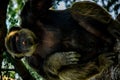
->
[11,57,36,80]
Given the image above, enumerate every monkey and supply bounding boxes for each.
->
[5,26,116,80]
[5,0,119,80]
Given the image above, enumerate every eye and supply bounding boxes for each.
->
[22,38,32,46]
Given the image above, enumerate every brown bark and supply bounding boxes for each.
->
[11,57,36,80]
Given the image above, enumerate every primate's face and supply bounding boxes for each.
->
[5,28,37,58]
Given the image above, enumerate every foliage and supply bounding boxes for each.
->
[6,0,25,30]
[94,0,120,18]
[1,52,22,80]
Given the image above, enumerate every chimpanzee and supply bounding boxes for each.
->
[5,0,118,80]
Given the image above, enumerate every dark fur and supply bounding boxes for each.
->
[5,0,117,80]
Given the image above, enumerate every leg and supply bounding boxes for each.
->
[59,52,115,80]
[43,52,81,78]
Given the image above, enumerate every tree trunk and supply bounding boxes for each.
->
[0,0,8,61]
